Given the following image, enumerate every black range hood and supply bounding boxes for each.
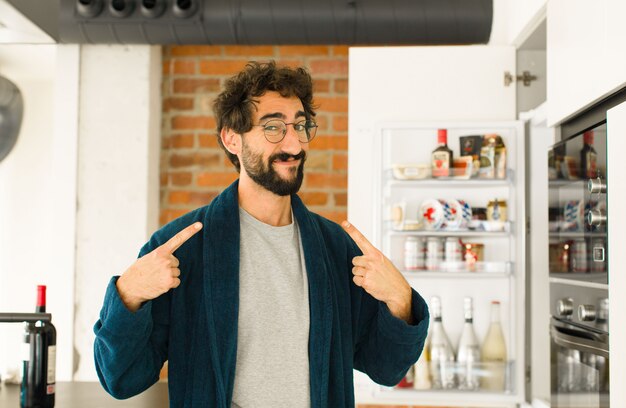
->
[9,0,493,45]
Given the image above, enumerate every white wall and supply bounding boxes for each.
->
[0,44,76,380]
[0,44,161,382]
[73,45,161,380]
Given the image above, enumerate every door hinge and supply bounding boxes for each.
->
[504,71,537,87]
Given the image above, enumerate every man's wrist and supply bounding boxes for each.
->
[116,274,144,313]
[385,287,414,324]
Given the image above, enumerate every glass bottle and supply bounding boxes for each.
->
[21,285,56,408]
[429,296,456,389]
[413,335,432,390]
[457,297,481,390]
[480,300,507,391]
[431,129,453,178]
[580,130,598,179]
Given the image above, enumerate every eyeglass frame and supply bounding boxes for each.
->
[251,119,318,144]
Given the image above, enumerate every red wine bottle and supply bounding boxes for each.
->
[21,285,56,408]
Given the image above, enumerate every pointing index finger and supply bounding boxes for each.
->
[162,222,203,253]
[341,220,376,255]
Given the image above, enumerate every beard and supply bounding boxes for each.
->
[241,141,306,196]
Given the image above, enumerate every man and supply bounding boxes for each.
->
[94,61,428,407]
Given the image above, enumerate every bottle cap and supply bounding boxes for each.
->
[37,285,46,308]
[437,129,447,144]
[583,130,594,145]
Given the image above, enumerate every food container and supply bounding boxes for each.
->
[452,156,473,179]
[463,242,484,271]
[487,199,507,222]
[392,164,431,180]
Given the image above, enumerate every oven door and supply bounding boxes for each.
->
[550,317,609,408]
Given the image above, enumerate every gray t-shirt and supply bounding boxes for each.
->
[231,207,310,408]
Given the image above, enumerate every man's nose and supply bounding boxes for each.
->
[280,124,304,154]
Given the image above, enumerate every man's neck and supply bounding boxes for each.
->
[237,175,293,227]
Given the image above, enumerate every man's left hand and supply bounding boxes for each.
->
[342,220,414,324]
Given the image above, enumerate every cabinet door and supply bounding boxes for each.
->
[348,46,515,242]
[547,0,626,126]
[607,100,626,408]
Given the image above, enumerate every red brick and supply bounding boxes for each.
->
[299,191,329,206]
[163,60,171,75]
[169,152,221,168]
[334,192,347,206]
[199,133,220,148]
[170,46,221,57]
[173,78,221,94]
[332,153,348,170]
[278,46,329,56]
[224,46,274,56]
[310,135,348,150]
[188,191,219,205]
[160,173,168,186]
[169,172,193,186]
[173,60,196,74]
[199,60,249,75]
[315,96,348,113]
[197,171,238,187]
[169,191,190,204]
[310,59,348,75]
[306,173,347,189]
[332,46,349,56]
[313,79,330,93]
[160,209,189,226]
[313,115,329,131]
[172,116,216,130]
[170,134,194,148]
[316,210,347,225]
[334,78,349,94]
[163,97,194,112]
[332,115,348,132]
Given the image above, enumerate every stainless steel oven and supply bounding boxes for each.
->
[547,90,626,407]
[550,284,609,408]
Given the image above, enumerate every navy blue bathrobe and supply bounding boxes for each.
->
[94,180,429,407]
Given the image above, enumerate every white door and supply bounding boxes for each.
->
[348,46,516,241]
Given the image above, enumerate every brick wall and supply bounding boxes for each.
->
[160,45,349,226]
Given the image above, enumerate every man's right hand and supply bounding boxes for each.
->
[116,222,203,312]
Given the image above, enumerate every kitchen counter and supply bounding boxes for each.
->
[0,381,168,407]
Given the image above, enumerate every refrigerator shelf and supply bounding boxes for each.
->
[403,271,511,279]
[389,229,511,238]
[386,177,512,188]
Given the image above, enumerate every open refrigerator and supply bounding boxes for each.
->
[348,47,527,407]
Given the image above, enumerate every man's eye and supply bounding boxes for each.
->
[265,125,280,132]
[294,124,306,131]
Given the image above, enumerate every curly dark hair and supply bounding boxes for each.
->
[212,61,316,172]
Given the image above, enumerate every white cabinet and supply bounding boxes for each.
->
[547,0,626,126]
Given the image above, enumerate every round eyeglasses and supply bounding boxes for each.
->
[252,119,318,144]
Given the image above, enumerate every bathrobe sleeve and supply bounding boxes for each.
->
[349,239,430,386]
[93,238,171,399]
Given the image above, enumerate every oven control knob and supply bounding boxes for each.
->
[588,177,607,194]
[578,304,597,322]
[557,298,574,317]
[588,209,607,227]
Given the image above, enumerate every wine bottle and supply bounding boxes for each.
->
[580,130,598,179]
[413,335,432,390]
[431,129,453,178]
[457,297,480,390]
[429,296,456,389]
[480,300,507,391]
[21,285,56,408]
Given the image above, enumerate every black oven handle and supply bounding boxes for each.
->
[550,323,609,358]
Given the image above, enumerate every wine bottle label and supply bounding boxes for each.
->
[47,345,56,385]
[21,342,30,361]
[432,152,451,177]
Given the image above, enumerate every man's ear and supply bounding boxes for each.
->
[220,127,241,155]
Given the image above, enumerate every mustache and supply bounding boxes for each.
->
[270,150,306,163]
